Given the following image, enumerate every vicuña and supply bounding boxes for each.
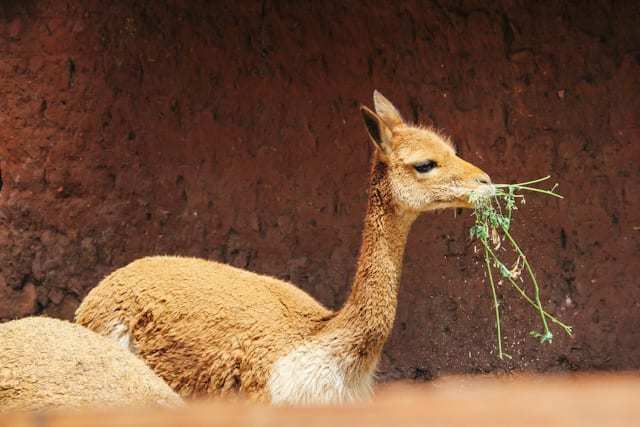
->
[75,91,493,405]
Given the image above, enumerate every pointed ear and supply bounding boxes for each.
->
[373,90,405,128]
[360,105,393,159]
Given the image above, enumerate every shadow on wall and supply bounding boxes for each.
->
[0,0,32,16]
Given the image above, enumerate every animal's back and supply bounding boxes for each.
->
[0,316,182,413]
[75,255,334,400]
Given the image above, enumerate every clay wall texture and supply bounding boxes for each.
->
[0,0,638,380]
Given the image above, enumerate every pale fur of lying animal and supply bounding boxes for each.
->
[0,316,182,413]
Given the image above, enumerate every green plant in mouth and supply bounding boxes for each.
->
[468,175,573,360]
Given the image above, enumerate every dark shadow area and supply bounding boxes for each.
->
[0,0,33,19]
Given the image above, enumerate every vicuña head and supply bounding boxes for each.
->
[75,91,493,405]
[361,90,492,214]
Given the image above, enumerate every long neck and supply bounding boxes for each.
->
[329,161,417,353]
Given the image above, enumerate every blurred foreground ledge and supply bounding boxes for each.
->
[2,373,639,427]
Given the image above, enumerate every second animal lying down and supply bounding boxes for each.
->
[75,91,493,405]
[0,316,182,413]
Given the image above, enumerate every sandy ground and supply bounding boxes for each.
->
[1,373,638,427]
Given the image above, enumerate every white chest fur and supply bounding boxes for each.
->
[267,338,376,405]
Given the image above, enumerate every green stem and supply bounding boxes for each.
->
[507,277,573,335]
[494,175,552,187]
[501,227,550,337]
[497,186,564,199]
[483,242,507,359]
[494,176,563,199]
[482,240,572,336]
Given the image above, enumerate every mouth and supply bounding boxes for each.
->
[463,183,496,208]
[426,183,497,211]
[474,183,496,197]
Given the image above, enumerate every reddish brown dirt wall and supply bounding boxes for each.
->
[0,1,638,380]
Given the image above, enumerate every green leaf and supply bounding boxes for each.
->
[530,330,554,344]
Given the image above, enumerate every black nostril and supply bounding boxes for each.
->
[477,176,491,185]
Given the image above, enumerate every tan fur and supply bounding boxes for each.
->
[0,317,182,413]
[75,91,492,405]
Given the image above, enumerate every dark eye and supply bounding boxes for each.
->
[413,160,437,174]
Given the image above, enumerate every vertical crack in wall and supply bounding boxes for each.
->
[68,58,76,88]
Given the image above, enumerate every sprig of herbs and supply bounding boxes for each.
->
[468,176,573,360]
